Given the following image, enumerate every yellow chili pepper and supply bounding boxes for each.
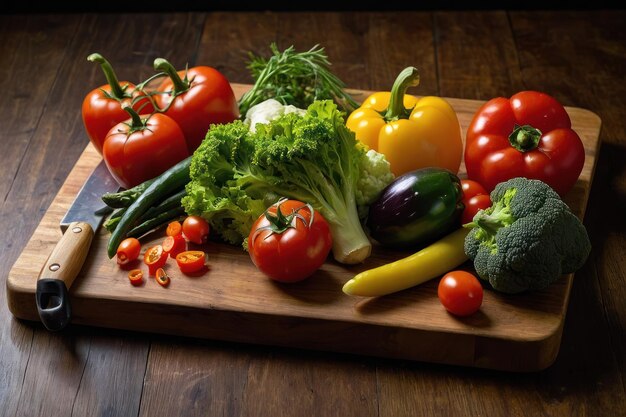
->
[346,67,463,177]
[342,227,470,297]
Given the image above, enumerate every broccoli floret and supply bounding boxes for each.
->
[464,177,591,294]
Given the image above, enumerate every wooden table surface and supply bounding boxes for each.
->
[1,8,624,417]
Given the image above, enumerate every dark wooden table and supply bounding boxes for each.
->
[1,8,624,417]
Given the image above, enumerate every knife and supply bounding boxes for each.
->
[36,160,118,331]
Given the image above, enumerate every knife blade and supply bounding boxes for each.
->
[36,160,118,331]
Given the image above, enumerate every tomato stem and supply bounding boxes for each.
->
[87,53,127,99]
[154,58,189,94]
[254,199,313,239]
[122,105,147,133]
[384,66,420,121]
[508,124,542,152]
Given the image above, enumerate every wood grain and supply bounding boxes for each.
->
[7,82,601,372]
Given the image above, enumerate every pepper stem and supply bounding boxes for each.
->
[509,124,542,152]
[87,53,127,99]
[153,58,189,94]
[384,66,420,121]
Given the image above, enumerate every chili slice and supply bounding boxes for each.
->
[144,245,168,276]
[155,268,170,287]
[162,234,186,259]
[166,220,183,237]
[128,269,144,286]
[175,250,206,274]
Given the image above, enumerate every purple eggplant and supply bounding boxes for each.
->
[367,167,464,248]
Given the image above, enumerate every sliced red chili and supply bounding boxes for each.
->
[155,268,170,287]
[143,245,168,276]
[128,269,144,286]
[175,250,206,274]
[162,234,186,259]
[166,220,183,237]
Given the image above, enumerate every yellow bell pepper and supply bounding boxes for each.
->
[346,67,463,177]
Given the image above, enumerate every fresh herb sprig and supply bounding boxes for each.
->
[238,43,359,116]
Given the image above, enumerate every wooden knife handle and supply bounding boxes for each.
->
[36,221,95,331]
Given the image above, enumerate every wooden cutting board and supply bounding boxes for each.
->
[6,84,602,372]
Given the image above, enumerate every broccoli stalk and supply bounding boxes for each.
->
[464,177,591,294]
[471,188,517,253]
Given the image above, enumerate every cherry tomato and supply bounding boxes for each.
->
[166,220,183,237]
[461,179,487,198]
[102,110,189,189]
[116,237,141,266]
[155,268,170,287]
[143,245,168,276]
[182,216,210,245]
[248,199,332,283]
[163,234,186,259]
[460,179,492,224]
[438,270,484,317]
[128,269,144,286]
[175,251,206,274]
[462,194,492,224]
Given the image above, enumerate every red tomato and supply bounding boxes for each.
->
[462,195,492,225]
[460,179,491,224]
[154,59,239,153]
[182,216,210,245]
[438,270,484,317]
[248,200,332,283]
[143,245,168,276]
[175,251,206,274]
[82,53,154,155]
[116,237,141,266]
[163,234,186,259]
[102,111,189,189]
[461,179,487,198]
[465,91,585,196]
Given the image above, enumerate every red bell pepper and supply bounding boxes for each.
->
[464,91,585,196]
[82,53,154,155]
[102,106,189,189]
[153,58,239,154]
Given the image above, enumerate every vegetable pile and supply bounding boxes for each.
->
[87,44,593,317]
[82,53,239,189]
